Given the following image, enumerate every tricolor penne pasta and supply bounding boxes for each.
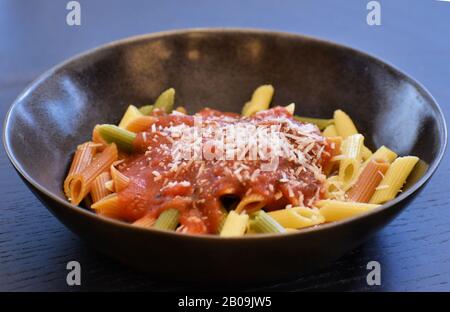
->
[62,86,422,236]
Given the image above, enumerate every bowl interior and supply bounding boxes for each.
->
[4,30,446,206]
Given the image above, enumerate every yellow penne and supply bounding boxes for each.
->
[322,124,338,137]
[118,105,143,129]
[316,200,380,222]
[333,109,373,160]
[325,175,346,200]
[361,145,373,161]
[68,143,118,205]
[220,211,249,237]
[125,115,157,133]
[64,142,97,198]
[235,193,265,214]
[91,193,123,219]
[284,103,295,115]
[369,156,419,204]
[333,109,358,138]
[175,106,187,114]
[338,134,364,187]
[110,161,130,192]
[364,145,398,166]
[241,84,274,116]
[347,159,389,203]
[268,207,325,229]
[132,213,156,228]
[90,171,112,203]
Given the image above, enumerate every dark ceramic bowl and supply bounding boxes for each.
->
[3,29,447,284]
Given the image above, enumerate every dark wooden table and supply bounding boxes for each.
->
[1,0,449,291]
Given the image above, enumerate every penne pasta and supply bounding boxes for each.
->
[175,106,187,114]
[91,193,123,219]
[118,105,143,129]
[364,145,398,166]
[92,125,108,148]
[347,159,389,203]
[63,85,424,236]
[235,193,266,214]
[268,207,325,229]
[334,109,372,160]
[64,142,97,198]
[369,156,419,204]
[139,104,154,115]
[325,175,345,200]
[220,211,249,237]
[154,88,175,113]
[322,124,338,137]
[97,124,136,152]
[90,171,112,203]
[361,145,373,161]
[68,143,118,205]
[217,212,228,234]
[132,213,157,228]
[153,209,180,231]
[338,134,364,187]
[333,109,358,138]
[284,103,295,115]
[241,84,274,116]
[316,199,380,221]
[110,161,130,192]
[125,115,157,133]
[249,210,285,233]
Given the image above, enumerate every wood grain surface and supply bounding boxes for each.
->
[1,0,449,291]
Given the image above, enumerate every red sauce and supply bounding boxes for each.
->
[117,107,333,234]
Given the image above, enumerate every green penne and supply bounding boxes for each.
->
[154,88,175,113]
[293,116,334,130]
[153,209,180,231]
[139,104,154,115]
[97,124,136,152]
[250,210,286,234]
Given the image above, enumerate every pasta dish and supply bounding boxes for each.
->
[63,85,419,236]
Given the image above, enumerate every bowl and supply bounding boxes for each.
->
[3,29,447,284]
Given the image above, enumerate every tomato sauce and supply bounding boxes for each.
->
[117,107,333,234]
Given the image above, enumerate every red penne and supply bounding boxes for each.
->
[347,159,390,203]
[68,143,118,205]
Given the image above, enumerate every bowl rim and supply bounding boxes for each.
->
[2,27,448,242]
